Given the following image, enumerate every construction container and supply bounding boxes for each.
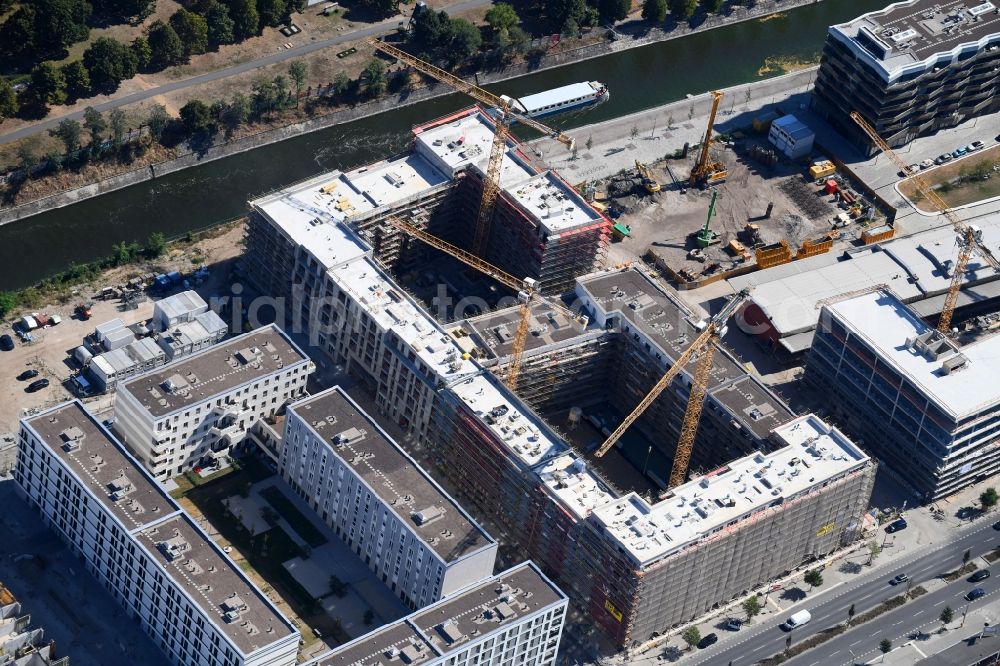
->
[824,179,839,195]
[755,240,793,269]
[612,223,631,240]
[861,224,894,245]
[727,239,747,256]
[752,110,780,134]
[809,160,836,180]
[797,238,834,259]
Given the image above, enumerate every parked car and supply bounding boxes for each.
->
[970,140,986,151]
[920,159,934,169]
[953,147,968,158]
[967,588,987,601]
[26,378,49,393]
[0,334,13,351]
[890,573,909,585]
[17,369,39,381]
[970,570,991,583]
[935,153,954,164]
[993,520,1000,531]
[886,518,908,533]
[724,618,743,632]
[697,633,719,649]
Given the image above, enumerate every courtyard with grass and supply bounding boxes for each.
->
[899,144,1000,211]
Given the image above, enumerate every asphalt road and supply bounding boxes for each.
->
[688,520,1000,666]
[0,0,493,146]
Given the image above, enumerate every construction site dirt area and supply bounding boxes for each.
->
[601,141,869,281]
[898,144,1000,212]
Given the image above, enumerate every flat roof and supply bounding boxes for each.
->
[307,563,565,666]
[591,414,870,565]
[288,387,494,562]
[577,269,794,437]
[504,171,604,235]
[155,290,207,324]
[119,324,310,418]
[135,513,296,653]
[329,257,479,386]
[826,289,1000,420]
[831,0,1000,80]
[515,81,603,113]
[25,401,178,532]
[455,301,591,361]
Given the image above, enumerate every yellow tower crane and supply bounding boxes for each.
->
[384,215,538,390]
[595,290,751,489]
[689,90,727,187]
[370,40,575,258]
[849,112,1000,332]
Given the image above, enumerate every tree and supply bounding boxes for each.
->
[361,59,387,97]
[206,1,236,47]
[669,0,698,19]
[411,9,448,52]
[92,0,155,23]
[742,595,761,622]
[146,104,170,141]
[129,36,152,72]
[964,549,972,565]
[446,18,482,60]
[179,99,212,134]
[288,60,307,106]
[505,25,529,58]
[222,92,250,136]
[29,62,68,106]
[0,292,17,318]
[148,20,185,70]
[599,0,631,23]
[630,125,639,140]
[83,38,138,94]
[847,603,856,627]
[273,74,289,107]
[49,118,82,154]
[804,569,824,590]
[785,635,793,654]
[642,0,667,22]
[108,108,127,148]
[0,79,18,122]
[867,540,882,565]
[171,9,209,56]
[251,79,279,117]
[982,488,999,510]
[32,0,93,58]
[229,0,260,40]
[681,627,701,650]
[83,107,107,146]
[330,71,351,97]
[146,231,167,257]
[485,2,519,32]
[547,0,586,33]
[257,0,286,28]
[360,0,397,17]
[878,638,892,662]
[585,135,594,151]
[940,606,954,625]
[0,6,37,62]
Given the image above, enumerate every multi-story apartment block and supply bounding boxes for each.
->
[303,563,566,666]
[114,324,313,480]
[278,386,497,609]
[807,288,1000,500]
[814,0,1000,150]
[239,199,876,650]
[245,106,608,300]
[14,401,299,666]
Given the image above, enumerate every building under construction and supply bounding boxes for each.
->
[245,107,608,302]
[240,170,876,650]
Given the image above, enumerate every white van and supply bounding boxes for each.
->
[783,610,811,630]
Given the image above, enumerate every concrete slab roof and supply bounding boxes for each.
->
[287,387,494,562]
[119,324,310,418]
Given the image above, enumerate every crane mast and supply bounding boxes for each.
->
[849,111,1000,332]
[689,91,726,186]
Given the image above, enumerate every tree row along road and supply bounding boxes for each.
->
[690,521,1000,665]
[0,0,493,146]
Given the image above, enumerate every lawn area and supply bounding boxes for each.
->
[900,144,1000,211]
[169,455,273,499]
[260,484,329,549]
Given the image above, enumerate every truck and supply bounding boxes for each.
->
[783,610,811,630]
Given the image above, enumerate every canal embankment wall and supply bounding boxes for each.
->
[0,0,822,227]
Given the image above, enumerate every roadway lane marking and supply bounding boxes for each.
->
[850,640,862,647]
[935,600,947,606]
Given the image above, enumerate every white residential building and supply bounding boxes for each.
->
[303,562,566,666]
[280,387,497,610]
[14,401,300,666]
[114,324,314,480]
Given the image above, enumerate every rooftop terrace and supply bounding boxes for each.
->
[120,324,310,418]
[136,513,296,654]
[591,414,870,565]
[831,0,1000,79]
[25,402,177,532]
[307,563,565,666]
[288,387,494,562]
